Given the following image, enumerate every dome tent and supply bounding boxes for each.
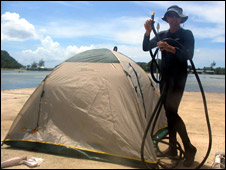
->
[3,48,167,168]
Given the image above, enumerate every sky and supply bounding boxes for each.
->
[1,1,225,68]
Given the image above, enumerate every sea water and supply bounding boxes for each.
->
[1,70,225,93]
[185,74,225,93]
[1,70,51,90]
[150,73,225,93]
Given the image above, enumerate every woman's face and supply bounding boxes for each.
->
[166,12,182,28]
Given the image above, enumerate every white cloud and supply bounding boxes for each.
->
[40,21,94,38]
[64,45,95,58]
[112,17,145,45]
[1,12,39,41]
[39,16,149,45]
[188,24,225,43]
[134,1,225,43]
[181,2,225,43]
[114,30,143,45]
[135,1,225,24]
[182,1,225,25]
[21,36,95,67]
[41,36,59,48]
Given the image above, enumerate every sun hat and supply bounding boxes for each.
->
[162,5,188,23]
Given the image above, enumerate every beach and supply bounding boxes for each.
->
[1,88,225,169]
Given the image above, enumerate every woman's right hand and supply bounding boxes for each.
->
[144,19,154,36]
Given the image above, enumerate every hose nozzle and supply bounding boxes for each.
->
[151,12,155,20]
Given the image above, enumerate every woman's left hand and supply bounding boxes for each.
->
[157,41,176,54]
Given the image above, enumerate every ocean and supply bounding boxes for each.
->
[1,70,225,93]
[1,70,51,90]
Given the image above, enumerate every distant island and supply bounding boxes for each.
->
[1,50,53,71]
[1,50,24,69]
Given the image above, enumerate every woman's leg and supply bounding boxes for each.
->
[164,73,196,166]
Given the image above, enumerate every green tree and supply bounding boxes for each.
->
[210,61,216,70]
[136,62,147,70]
[31,61,38,69]
[26,65,30,70]
[1,50,24,68]
[214,67,225,75]
[38,59,45,67]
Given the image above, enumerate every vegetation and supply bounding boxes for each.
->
[137,59,161,72]
[214,67,225,75]
[136,60,225,75]
[210,61,216,70]
[1,50,24,69]
[136,62,149,71]
[38,59,45,68]
[1,50,52,71]
[1,50,225,74]
[26,59,52,70]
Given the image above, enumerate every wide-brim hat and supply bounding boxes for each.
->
[162,5,188,23]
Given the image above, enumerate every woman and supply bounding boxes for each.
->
[143,5,197,167]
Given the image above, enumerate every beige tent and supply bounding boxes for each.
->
[3,48,167,168]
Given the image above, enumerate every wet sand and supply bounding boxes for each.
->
[1,88,225,169]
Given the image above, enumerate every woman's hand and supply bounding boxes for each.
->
[144,19,154,36]
[157,41,176,54]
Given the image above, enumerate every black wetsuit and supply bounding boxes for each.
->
[143,27,195,149]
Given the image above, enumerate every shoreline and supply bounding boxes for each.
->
[2,69,225,75]
[2,88,225,94]
[1,68,26,70]
[1,68,53,71]
[1,88,225,169]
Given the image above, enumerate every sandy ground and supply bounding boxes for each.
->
[1,88,225,169]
